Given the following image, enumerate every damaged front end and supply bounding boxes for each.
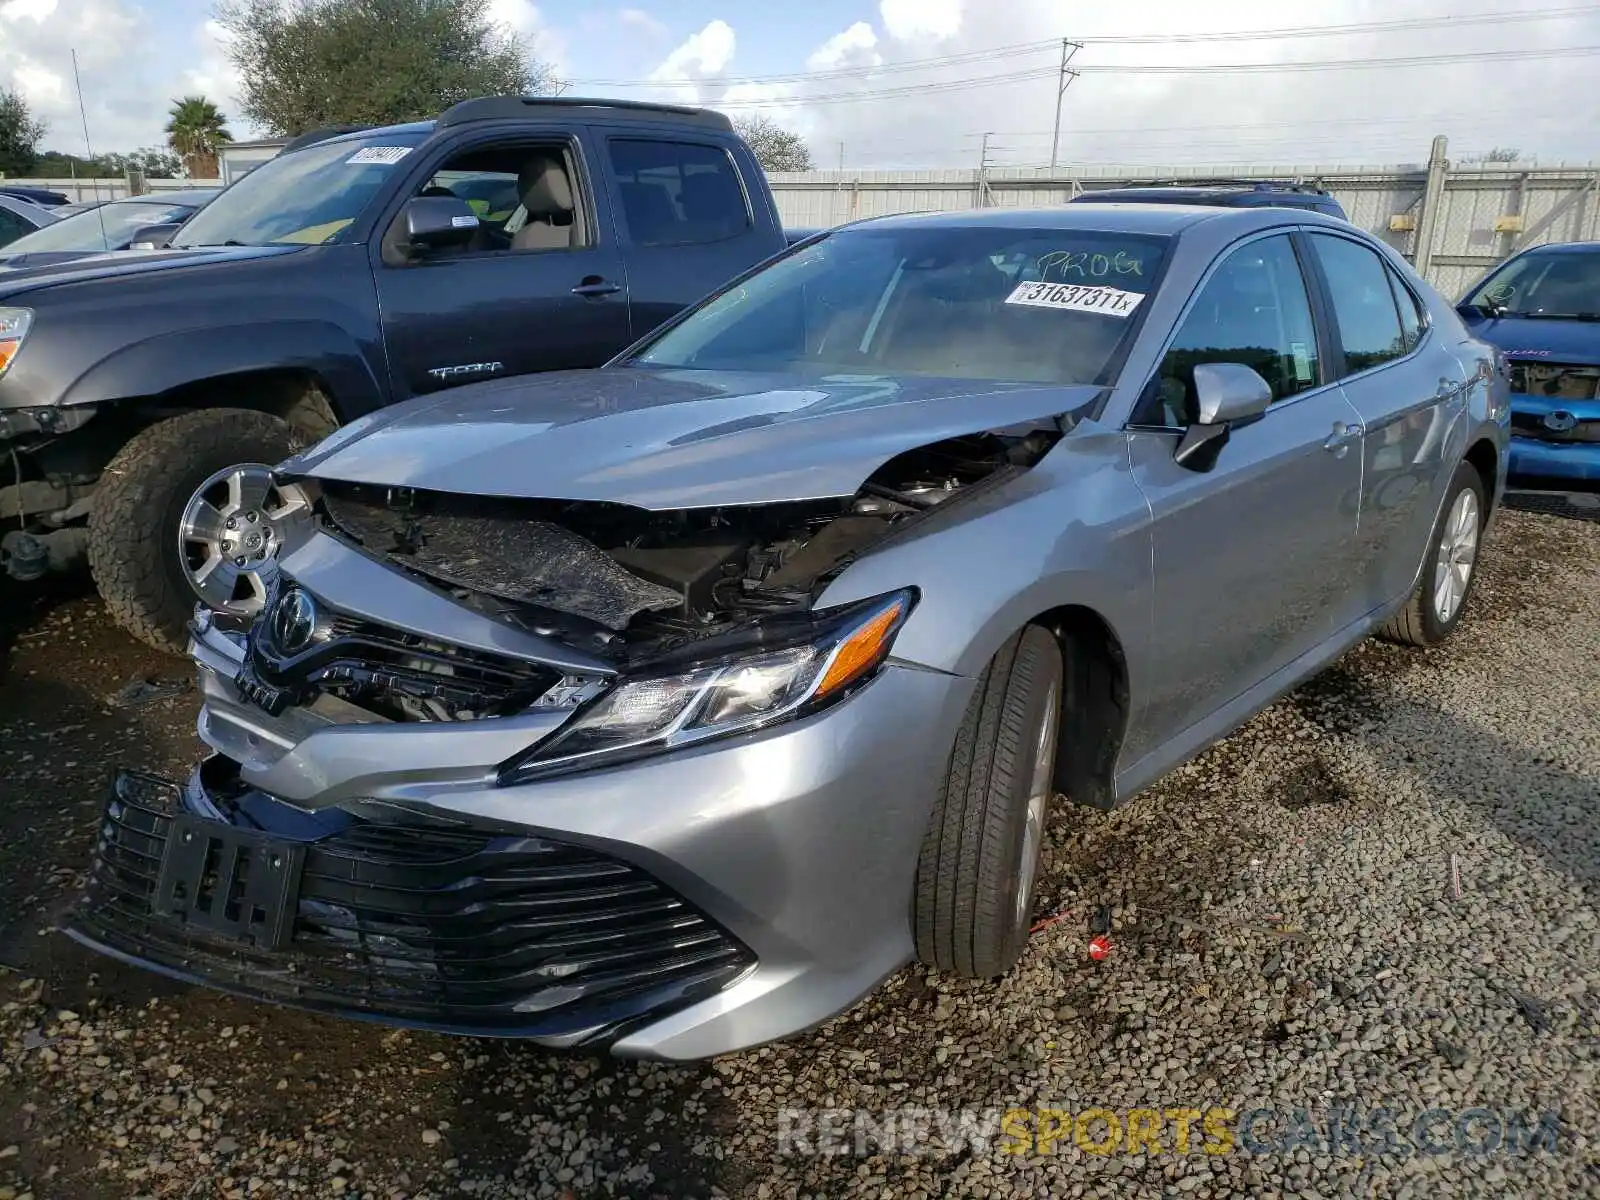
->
[67,416,1064,1047]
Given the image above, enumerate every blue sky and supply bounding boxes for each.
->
[4,0,1598,170]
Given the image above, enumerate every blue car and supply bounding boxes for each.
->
[1459,242,1600,486]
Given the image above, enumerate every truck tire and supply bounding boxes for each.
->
[89,409,308,655]
[1377,460,1486,648]
[913,625,1063,979]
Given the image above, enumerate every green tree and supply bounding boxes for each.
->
[165,97,234,177]
[0,89,47,177]
[732,113,813,172]
[217,0,553,135]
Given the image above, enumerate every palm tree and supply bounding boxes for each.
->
[165,96,233,179]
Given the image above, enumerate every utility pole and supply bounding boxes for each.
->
[837,142,845,171]
[1049,39,1083,172]
[978,132,994,207]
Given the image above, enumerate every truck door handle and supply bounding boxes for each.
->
[572,277,621,298]
[1324,421,1360,456]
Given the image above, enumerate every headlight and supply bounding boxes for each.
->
[0,308,32,378]
[501,588,915,783]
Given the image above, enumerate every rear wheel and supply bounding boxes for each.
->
[89,409,313,655]
[913,625,1063,979]
[1378,460,1486,647]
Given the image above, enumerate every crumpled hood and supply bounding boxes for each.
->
[286,368,1098,510]
[1461,313,1600,366]
[0,244,304,297]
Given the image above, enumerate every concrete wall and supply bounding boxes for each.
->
[5,178,223,204]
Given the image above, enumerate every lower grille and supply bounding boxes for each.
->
[70,773,754,1040]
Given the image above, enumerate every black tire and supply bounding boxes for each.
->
[1378,460,1487,648]
[913,625,1064,979]
[89,409,307,655]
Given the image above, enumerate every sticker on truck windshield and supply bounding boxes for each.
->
[346,145,413,165]
[1004,281,1144,317]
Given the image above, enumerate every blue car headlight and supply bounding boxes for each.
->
[500,588,915,783]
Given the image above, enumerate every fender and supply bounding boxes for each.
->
[57,320,390,421]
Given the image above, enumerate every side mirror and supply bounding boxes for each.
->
[401,196,479,251]
[128,222,183,250]
[1174,362,1274,473]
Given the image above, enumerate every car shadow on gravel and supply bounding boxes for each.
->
[1345,682,1600,896]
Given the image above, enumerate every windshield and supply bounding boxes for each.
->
[1,199,197,254]
[1466,250,1600,319]
[632,225,1170,385]
[174,130,429,249]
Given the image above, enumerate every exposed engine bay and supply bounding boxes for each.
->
[248,427,1059,724]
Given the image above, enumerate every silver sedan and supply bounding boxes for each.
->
[70,204,1509,1059]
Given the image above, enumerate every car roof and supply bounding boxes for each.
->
[845,203,1330,237]
[112,189,217,207]
[1513,240,1600,255]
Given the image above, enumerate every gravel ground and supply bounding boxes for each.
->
[1,503,1597,1199]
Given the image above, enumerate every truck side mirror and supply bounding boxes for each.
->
[402,196,480,251]
[128,223,183,250]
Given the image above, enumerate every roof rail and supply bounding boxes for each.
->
[281,124,374,154]
[1111,177,1330,195]
[438,95,732,131]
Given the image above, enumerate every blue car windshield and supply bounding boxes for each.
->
[1468,250,1600,319]
[632,225,1171,386]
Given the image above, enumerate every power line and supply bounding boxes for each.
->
[688,45,1600,109]
[572,5,1600,89]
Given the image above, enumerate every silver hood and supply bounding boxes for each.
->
[285,368,1099,509]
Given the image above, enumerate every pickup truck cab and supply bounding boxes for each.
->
[0,96,787,652]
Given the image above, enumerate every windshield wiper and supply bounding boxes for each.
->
[1505,310,1600,321]
[175,239,251,249]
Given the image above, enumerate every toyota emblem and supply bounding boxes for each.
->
[269,587,319,654]
[1543,410,1579,433]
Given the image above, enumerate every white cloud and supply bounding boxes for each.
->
[879,0,961,43]
[650,19,737,83]
[807,23,881,72]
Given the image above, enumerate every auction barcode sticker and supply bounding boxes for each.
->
[1004,281,1145,317]
[347,146,414,165]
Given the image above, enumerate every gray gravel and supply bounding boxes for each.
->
[1,504,1597,1199]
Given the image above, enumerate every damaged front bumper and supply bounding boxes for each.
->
[67,562,967,1059]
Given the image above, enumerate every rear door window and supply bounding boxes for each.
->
[608,139,750,247]
[1309,233,1408,374]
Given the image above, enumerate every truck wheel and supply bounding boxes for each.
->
[89,409,312,655]
[913,625,1063,979]
[1377,460,1486,647]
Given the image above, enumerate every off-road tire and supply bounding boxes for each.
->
[89,409,307,655]
[1378,460,1486,648]
[913,625,1063,979]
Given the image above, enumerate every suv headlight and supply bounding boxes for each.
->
[0,308,32,378]
[500,589,915,783]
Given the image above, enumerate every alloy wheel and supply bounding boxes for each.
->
[1432,488,1481,624]
[179,464,311,617]
[1014,681,1061,931]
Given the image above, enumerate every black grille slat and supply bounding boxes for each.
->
[73,778,755,1036]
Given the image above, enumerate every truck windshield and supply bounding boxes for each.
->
[631,225,1171,386]
[173,131,429,249]
[1467,249,1600,319]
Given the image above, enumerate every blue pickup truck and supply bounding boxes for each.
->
[1458,242,1600,487]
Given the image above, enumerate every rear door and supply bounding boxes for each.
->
[373,127,632,400]
[1304,230,1465,612]
[596,133,779,338]
[1126,231,1365,755]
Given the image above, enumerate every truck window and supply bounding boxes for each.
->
[395,141,590,255]
[607,139,750,247]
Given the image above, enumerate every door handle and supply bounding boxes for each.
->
[572,277,621,298]
[1323,421,1360,456]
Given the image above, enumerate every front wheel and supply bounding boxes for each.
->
[89,409,313,655]
[1377,460,1486,647]
[913,625,1063,979]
